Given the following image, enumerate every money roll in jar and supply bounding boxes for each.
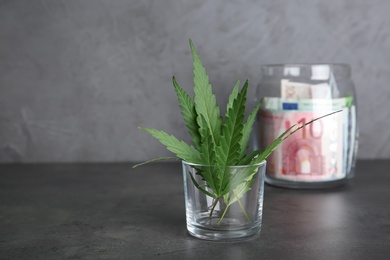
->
[254,64,358,189]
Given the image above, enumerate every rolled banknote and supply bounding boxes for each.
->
[258,109,346,181]
[262,97,353,111]
[281,79,335,99]
[281,79,312,99]
[257,78,353,182]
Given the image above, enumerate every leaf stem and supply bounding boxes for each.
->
[217,204,230,224]
[209,196,220,217]
[237,198,250,223]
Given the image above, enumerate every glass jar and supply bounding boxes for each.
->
[254,64,358,189]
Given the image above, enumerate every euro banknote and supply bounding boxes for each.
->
[258,110,347,181]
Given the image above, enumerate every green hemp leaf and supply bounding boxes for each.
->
[134,39,341,223]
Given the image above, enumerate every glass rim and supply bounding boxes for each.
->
[261,63,350,69]
[182,160,266,168]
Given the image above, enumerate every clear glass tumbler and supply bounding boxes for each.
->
[182,160,266,240]
[254,64,358,189]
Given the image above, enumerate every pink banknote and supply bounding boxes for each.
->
[258,110,346,181]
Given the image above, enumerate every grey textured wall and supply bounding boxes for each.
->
[0,0,389,163]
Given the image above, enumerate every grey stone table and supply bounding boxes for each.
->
[1,160,389,259]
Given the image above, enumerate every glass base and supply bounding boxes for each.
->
[265,175,348,189]
[187,216,261,241]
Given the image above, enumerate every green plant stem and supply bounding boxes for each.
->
[209,196,220,217]
[216,192,250,224]
[217,204,230,224]
[237,198,250,223]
